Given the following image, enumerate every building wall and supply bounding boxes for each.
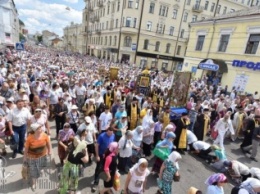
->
[0,0,19,48]
[84,0,251,70]
[63,23,84,53]
[183,12,260,93]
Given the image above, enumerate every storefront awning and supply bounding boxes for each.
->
[198,59,228,73]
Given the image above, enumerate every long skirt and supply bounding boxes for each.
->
[152,157,163,173]
[27,155,47,179]
[59,161,79,194]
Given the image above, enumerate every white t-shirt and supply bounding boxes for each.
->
[128,166,150,193]
[99,112,112,131]
[187,130,198,144]
[78,123,97,144]
[193,141,210,151]
[49,90,60,105]
[75,85,86,95]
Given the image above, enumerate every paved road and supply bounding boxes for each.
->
[1,121,259,194]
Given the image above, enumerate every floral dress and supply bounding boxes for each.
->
[161,160,177,194]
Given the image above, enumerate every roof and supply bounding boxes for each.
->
[194,5,260,23]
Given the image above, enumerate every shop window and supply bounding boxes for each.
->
[245,34,260,54]
[195,35,205,51]
[144,39,149,50]
[218,34,230,52]
[124,36,132,47]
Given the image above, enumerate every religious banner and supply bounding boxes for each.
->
[109,66,119,81]
[170,72,191,107]
[136,69,151,96]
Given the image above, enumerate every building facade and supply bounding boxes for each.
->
[83,0,251,70]
[63,22,84,53]
[182,6,260,94]
[0,0,19,49]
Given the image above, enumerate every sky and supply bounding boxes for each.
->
[13,0,85,37]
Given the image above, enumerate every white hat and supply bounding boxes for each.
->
[71,105,78,110]
[7,97,14,103]
[30,123,41,131]
[84,116,92,123]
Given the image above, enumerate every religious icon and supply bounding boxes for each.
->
[139,76,149,87]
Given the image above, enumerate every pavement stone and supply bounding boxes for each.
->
[0,121,259,194]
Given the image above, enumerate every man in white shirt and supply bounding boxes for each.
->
[99,105,112,133]
[7,99,31,158]
[192,141,215,163]
[224,160,251,182]
[75,81,86,111]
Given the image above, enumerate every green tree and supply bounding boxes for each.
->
[37,35,43,43]
[19,33,25,41]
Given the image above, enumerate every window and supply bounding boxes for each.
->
[114,36,117,46]
[223,6,227,14]
[105,36,107,45]
[107,3,110,14]
[169,26,174,36]
[192,15,197,22]
[144,39,149,49]
[112,3,115,13]
[103,8,105,16]
[149,3,155,13]
[106,21,109,29]
[217,5,221,14]
[205,1,209,10]
[126,17,131,27]
[155,41,160,51]
[180,29,184,38]
[195,35,205,51]
[166,43,171,53]
[101,37,103,45]
[183,12,188,22]
[117,1,120,11]
[159,5,168,17]
[257,0,260,5]
[156,23,165,34]
[147,21,152,31]
[115,19,118,28]
[135,0,139,9]
[102,23,104,30]
[124,36,132,47]
[247,0,251,6]
[128,0,133,8]
[133,18,137,28]
[176,45,181,55]
[187,0,191,5]
[218,34,230,52]
[172,9,178,19]
[210,3,215,12]
[245,34,260,54]
[109,36,112,45]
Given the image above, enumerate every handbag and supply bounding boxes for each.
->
[152,146,170,161]
[21,164,28,180]
[113,171,120,191]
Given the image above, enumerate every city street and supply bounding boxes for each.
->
[1,121,259,194]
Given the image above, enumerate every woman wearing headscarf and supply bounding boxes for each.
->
[211,145,227,172]
[100,142,119,194]
[142,120,155,157]
[158,151,182,194]
[132,126,143,162]
[231,177,260,194]
[152,132,176,174]
[118,130,140,173]
[58,122,75,166]
[205,173,228,194]
[124,158,150,194]
[59,141,89,194]
[142,109,153,129]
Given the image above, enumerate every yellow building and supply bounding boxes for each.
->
[63,22,84,53]
[183,6,260,94]
[83,0,250,70]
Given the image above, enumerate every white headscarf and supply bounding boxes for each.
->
[142,109,153,128]
[131,158,150,176]
[73,141,87,157]
[132,126,143,146]
[167,151,182,170]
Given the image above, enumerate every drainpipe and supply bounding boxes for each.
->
[117,0,126,63]
[172,0,187,71]
[134,0,145,65]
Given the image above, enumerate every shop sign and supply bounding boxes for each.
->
[232,60,260,71]
[198,63,219,71]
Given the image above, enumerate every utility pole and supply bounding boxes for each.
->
[134,0,145,64]
[117,0,126,63]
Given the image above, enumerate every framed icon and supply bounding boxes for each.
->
[139,76,149,87]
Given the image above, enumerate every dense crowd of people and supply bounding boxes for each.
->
[0,44,259,194]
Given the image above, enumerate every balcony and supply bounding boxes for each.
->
[121,26,138,35]
[97,1,104,7]
[192,4,204,13]
[95,29,101,35]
